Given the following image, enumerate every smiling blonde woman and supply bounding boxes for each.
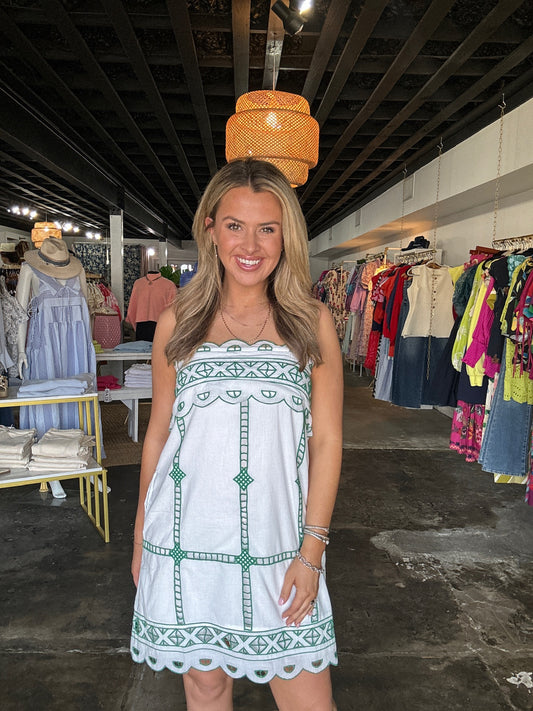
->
[131,159,343,711]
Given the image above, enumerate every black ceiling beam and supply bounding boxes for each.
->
[40,0,194,221]
[306,0,525,218]
[343,67,533,236]
[0,177,104,226]
[100,0,201,200]
[301,0,350,106]
[0,45,518,79]
[0,90,183,245]
[313,0,389,126]
[0,61,146,206]
[0,174,106,229]
[303,0,456,210]
[0,7,188,231]
[307,33,533,235]
[232,0,251,101]
[167,0,218,177]
[6,6,530,46]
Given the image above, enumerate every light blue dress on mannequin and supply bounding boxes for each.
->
[19,266,96,437]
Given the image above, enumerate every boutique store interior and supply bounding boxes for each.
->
[2,1,533,709]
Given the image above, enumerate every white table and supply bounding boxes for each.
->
[97,385,152,443]
[96,350,152,442]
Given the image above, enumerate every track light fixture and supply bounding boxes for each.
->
[271,0,305,36]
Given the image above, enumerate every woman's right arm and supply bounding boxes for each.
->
[131,306,178,586]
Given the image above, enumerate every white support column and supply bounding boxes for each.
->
[159,238,168,269]
[109,207,124,317]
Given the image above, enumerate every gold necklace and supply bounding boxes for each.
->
[220,304,271,344]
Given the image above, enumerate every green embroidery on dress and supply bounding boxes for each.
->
[238,400,253,630]
[296,422,307,468]
[132,614,336,657]
[176,356,311,400]
[142,352,317,646]
[171,446,186,625]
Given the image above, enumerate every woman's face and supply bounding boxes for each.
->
[206,186,283,292]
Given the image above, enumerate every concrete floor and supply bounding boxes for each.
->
[2,371,533,710]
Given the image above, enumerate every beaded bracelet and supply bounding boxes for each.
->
[295,551,324,575]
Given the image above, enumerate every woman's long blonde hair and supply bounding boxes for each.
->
[165,159,322,370]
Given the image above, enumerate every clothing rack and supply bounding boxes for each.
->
[394,248,442,265]
[492,234,533,250]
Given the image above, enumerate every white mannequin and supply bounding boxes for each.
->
[16,263,88,378]
[16,261,89,499]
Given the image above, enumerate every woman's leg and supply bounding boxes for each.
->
[269,668,334,711]
[182,668,234,710]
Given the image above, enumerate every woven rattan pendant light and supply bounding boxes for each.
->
[225,90,319,187]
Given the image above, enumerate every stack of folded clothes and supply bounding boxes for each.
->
[113,341,152,353]
[28,428,95,471]
[124,363,152,387]
[0,425,36,469]
[18,373,95,397]
[97,375,121,391]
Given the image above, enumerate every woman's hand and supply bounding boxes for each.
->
[279,557,320,627]
[131,543,143,588]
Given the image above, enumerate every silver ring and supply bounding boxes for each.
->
[310,599,316,607]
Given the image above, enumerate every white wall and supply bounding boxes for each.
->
[309,98,533,267]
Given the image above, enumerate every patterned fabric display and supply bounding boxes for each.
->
[131,341,337,682]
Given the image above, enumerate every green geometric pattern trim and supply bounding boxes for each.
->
[132,614,335,657]
[171,440,185,624]
[143,542,297,569]
[238,400,253,630]
[176,356,311,398]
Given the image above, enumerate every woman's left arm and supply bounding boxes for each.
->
[280,303,343,626]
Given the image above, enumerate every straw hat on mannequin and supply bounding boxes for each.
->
[23,237,84,279]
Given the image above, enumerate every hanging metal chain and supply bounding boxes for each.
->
[399,165,407,249]
[492,96,506,246]
[432,139,443,250]
[427,139,443,380]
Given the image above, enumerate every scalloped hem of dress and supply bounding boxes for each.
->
[130,647,338,684]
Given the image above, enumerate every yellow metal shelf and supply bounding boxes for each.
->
[0,389,109,542]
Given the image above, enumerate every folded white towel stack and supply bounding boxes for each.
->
[124,363,152,388]
[28,428,96,472]
[0,425,36,468]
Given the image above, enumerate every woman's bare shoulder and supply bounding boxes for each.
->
[156,305,177,334]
